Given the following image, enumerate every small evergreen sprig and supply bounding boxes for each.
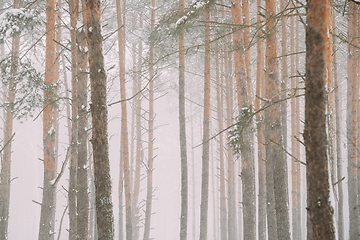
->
[228,106,254,154]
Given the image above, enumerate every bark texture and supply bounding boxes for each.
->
[85,0,115,238]
[256,2,266,239]
[305,1,335,239]
[39,0,57,238]
[265,0,290,239]
[347,2,359,239]
[76,2,89,238]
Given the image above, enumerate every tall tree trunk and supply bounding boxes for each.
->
[178,0,188,239]
[190,105,196,240]
[305,0,335,239]
[333,10,343,240]
[218,38,227,240]
[256,2,266,240]
[118,6,132,240]
[280,0,288,179]
[231,0,255,239]
[69,0,79,238]
[132,16,143,240]
[225,21,235,240]
[143,0,156,238]
[85,0,115,238]
[265,0,290,239]
[290,1,301,239]
[116,0,125,238]
[39,0,57,238]
[77,2,89,238]
[199,6,211,240]
[0,1,21,239]
[347,2,359,239]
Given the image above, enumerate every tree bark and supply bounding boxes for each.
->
[178,0,188,239]
[115,0,125,238]
[290,1,301,239]
[0,1,21,239]
[143,0,156,238]
[232,0,255,239]
[39,0,57,238]
[265,0,290,239]
[256,1,266,239]
[305,1,335,239]
[69,0,79,238]
[76,2,89,238]
[333,10,344,240]
[199,6,211,240]
[347,2,359,239]
[85,0,115,238]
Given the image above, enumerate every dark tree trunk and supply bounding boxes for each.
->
[85,0,115,238]
[76,2,89,238]
[305,0,335,239]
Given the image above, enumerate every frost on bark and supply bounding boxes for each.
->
[39,0,57,239]
[199,6,211,240]
[265,0,290,239]
[85,0,115,238]
[347,2,359,240]
[305,0,335,239]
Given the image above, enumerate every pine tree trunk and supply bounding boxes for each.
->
[132,16,143,240]
[69,0,79,238]
[232,0,255,239]
[0,1,21,238]
[116,0,125,238]
[143,0,156,238]
[290,1,301,239]
[280,0,288,180]
[255,2,266,240]
[218,38,227,240]
[199,7,211,240]
[265,0,290,239]
[118,7,132,240]
[39,0,57,238]
[85,0,115,238]
[305,1,335,238]
[178,0,188,238]
[347,2,359,239]
[77,2,89,238]
[333,11,344,240]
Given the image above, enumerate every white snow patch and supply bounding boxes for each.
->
[176,16,187,26]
